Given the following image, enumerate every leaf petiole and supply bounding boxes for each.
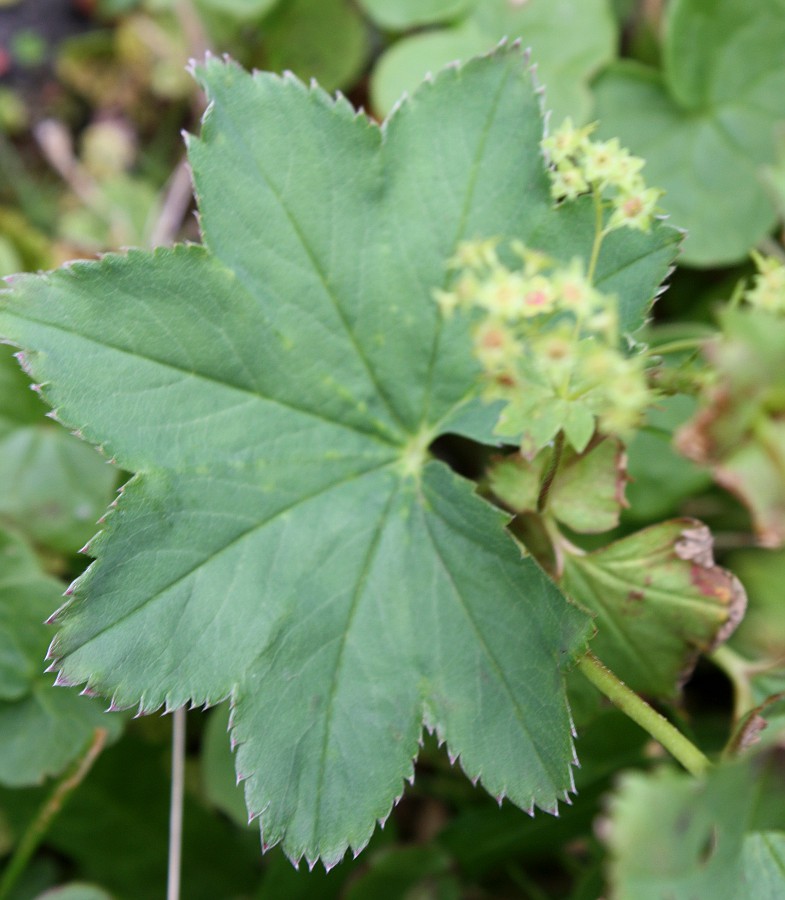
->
[576,652,711,777]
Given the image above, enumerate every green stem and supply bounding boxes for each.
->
[577,652,711,777]
[644,337,707,357]
[537,431,565,512]
[0,728,107,900]
[587,189,605,284]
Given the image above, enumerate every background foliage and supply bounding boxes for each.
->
[0,0,784,897]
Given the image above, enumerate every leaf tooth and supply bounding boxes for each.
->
[53,670,76,688]
[45,633,62,660]
[79,685,100,698]
[46,599,69,623]
[106,694,126,713]
[542,800,560,818]
[561,791,573,806]
[495,791,506,807]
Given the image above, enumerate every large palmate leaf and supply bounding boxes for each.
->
[0,48,676,864]
[594,0,785,266]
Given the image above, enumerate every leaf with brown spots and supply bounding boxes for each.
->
[559,519,747,699]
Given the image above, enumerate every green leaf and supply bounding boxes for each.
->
[593,0,785,266]
[35,886,114,900]
[261,0,370,92]
[370,0,616,122]
[624,394,712,523]
[0,345,116,554]
[0,528,60,702]
[742,832,785,897]
[560,519,746,698]
[0,527,122,786]
[488,439,628,533]
[344,845,459,900]
[676,309,785,547]
[196,0,281,20]
[548,439,627,534]
[608,760,785,900]
[15,731,265,899]
[358,0,472,30]
[0,50,674,864]
[201,703,249,829]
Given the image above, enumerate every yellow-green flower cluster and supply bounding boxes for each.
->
[435,240,653,451]
[541,119,663,233]
[743,252,785,314]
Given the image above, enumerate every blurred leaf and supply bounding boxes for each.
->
[608,758,785,900]
[0,345,117,554]
[370,0,616,122]
[261,0,370,92]
[36,883,114,900]
[0,527,123,787]
[549,439,627,534]
[197,0,281,19]
[35,731,263,900]
[344,845,460,900]
[560,519,746,698]
[0,527,62,702]
[722,548,785,663]
[201,702,249,829]
[594,0,785,266]
[677,309,785,547]
[488,438,628,533]
[625,394,712,522]
[742,831,785,897]
[358,0,472,30]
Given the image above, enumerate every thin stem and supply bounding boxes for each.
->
[644,337,707,357]
[167,708,186,900]
[0,728,107,900]
[587,189,605,284]
[577,652,711,777]
[537,431,565,512]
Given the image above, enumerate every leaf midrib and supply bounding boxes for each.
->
[417,62,514,431]
[198,101,410,438]
[3,313,401,452]
[57,459,398,680]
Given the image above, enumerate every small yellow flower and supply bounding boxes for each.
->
[582,138,623,187]
[541,118,596,166]
[607,186,662,232]
[744,252,785,314]
[433,289,460,318]
[552,260,599,316]
[520,275,557,317]
[448,238,499,272]
[549,163,589,201]
[478,271,527,320]
[472,319,521,373]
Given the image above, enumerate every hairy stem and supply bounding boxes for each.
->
[167,708,186,900]
[577,652,711,777]
[0,728,107,900]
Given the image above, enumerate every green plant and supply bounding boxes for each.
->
[1,3,785,898]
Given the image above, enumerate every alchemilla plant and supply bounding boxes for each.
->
[2,28,785,900]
